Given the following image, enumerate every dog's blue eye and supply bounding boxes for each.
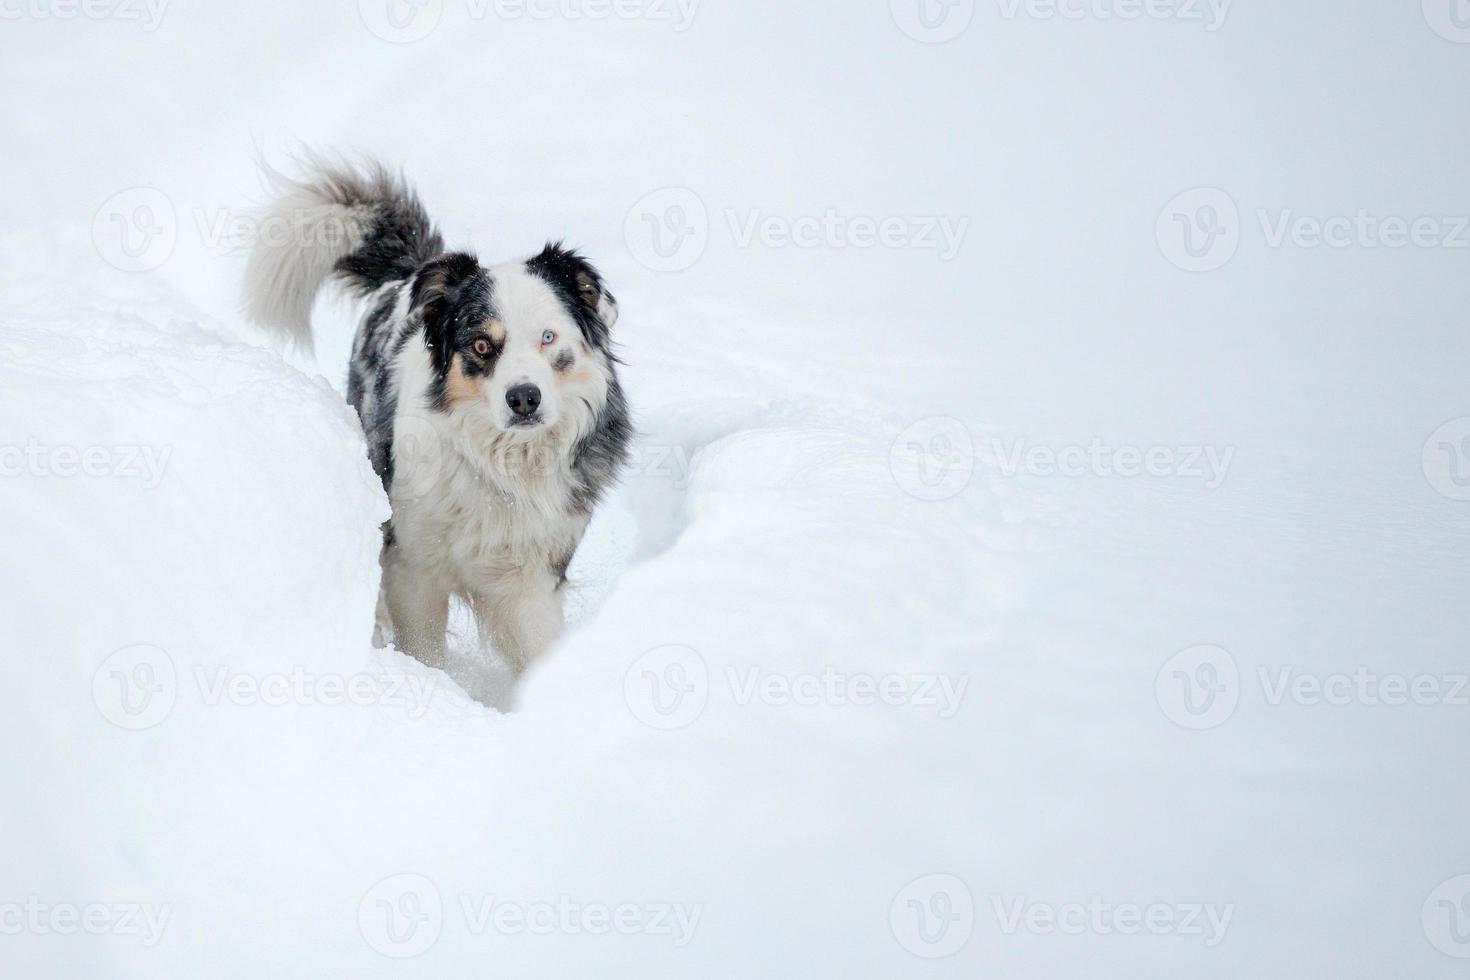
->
[541,330,557,346]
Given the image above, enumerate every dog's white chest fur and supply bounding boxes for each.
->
[380,341,590,672]
[395,339,584,555]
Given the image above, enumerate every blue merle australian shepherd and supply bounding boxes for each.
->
[244,155,629,679]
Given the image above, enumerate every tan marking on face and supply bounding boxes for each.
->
[484,317,506,345]
[559,363,600,389]
[444,354,481,406]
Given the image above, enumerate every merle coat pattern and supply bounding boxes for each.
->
[245,155,630,676]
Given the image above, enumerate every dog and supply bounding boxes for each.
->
[243,154,630,678]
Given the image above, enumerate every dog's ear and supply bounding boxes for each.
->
[410,252,484,376]
[526,242,618,350]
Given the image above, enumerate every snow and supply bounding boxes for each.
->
[3,4,1469,978]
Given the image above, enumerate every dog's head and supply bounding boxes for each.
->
[412,243,618,437]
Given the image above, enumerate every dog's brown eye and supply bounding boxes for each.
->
[471,338,493,358]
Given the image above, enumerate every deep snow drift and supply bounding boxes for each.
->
[3,5,1469,978]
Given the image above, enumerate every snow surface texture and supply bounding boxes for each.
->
[3,5,1469,978]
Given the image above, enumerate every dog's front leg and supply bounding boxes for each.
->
[383,552,450,670]
[473,569,564,678]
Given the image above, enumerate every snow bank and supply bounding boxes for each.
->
[0,242,993,977]
[5,5,1468,978]
[0,239,395,976]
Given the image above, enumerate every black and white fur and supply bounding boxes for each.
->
[244,155,630,677]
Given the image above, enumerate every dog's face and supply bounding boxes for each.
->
[413,244,618,437]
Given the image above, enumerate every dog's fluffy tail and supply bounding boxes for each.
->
[242,151,444,353]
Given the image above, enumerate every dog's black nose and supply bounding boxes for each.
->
[506,383,542,417]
